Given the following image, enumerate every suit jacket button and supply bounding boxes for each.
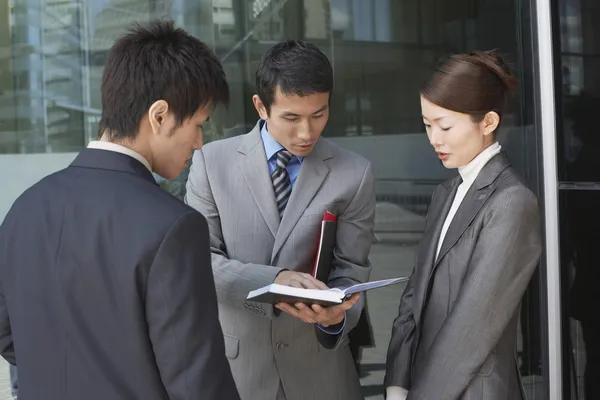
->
[275,342,285,351]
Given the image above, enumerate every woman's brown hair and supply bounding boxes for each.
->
[421,50,518,122]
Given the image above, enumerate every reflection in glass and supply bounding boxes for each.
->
[558,0,600,183]
[557,0,600,398]
[560,190,600,400]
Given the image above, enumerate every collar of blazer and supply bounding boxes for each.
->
[433,151,512,267]
[71,147,158,186]
[236,121,334,261]
[439,152,512,192]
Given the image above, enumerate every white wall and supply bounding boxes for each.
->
[0,153,78,222]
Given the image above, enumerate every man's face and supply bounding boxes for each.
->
[150,105,210,180]
[254,87,330,157]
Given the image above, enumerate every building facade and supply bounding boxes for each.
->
[0,0,597,399]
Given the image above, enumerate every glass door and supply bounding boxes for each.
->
[554,0,600,398]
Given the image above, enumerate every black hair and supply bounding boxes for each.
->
[99,19,229,140]
[255,40,333,114]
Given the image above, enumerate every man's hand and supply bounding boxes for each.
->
[274,270,329,290]
[275,293,360,327]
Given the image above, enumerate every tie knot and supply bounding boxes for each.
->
[276,150,293,169]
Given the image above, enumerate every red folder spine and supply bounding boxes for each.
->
[311,211,337,279]
[322,211,337,223]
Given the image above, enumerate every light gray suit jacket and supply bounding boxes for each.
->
[185,122,375,400]
[384,153,542,400]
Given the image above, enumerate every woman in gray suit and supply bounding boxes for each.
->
[384,51,543,400]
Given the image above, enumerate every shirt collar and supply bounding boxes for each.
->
[87,141,152,173]
[458,142,502,185]
[260,121,304,163]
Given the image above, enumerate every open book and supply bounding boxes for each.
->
[246,277,409,306]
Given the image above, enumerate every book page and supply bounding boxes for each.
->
[342,277,409,296]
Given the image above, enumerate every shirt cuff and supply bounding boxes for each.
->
[316,312,345,335]
[386,386,409,400]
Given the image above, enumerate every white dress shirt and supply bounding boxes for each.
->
[386,142,502,400]
[87,140,152,173]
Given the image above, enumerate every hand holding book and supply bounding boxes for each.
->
[247,277,408,306]
[274,270,328,290]
[272,270,356,326]
[275,292,360,327]
[246,210,409,323]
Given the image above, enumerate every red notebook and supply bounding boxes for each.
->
[311,211,337,282]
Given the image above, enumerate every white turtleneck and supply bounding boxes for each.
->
[386,141,502,400]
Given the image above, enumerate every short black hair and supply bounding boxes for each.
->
[99,20,229,140]
[256,40,333,114]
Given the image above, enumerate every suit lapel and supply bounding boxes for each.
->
[413,177,460,324]
[434,185,494,265]
[426,178,460,267]
[271,139,332,261]
[433,152,512,267]
[238,123,280,238]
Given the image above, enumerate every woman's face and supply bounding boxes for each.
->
[420,96,498,169]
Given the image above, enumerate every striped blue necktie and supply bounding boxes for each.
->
[271,150,293,219]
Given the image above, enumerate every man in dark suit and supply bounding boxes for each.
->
[0,20,239,400]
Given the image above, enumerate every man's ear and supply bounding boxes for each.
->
[482,111,500,137]
[252,95,269,120]
[148,100,170,136]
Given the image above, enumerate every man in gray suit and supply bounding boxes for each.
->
[185,40,376,400]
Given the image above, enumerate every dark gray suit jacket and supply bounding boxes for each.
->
[385,153,542,400]
[0,149,240,400]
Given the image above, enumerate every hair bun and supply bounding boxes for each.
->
[469,50,518,94]
[421,49,519,118]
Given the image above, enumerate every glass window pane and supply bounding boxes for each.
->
[557,0,600,398]
[557,0,600,183]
